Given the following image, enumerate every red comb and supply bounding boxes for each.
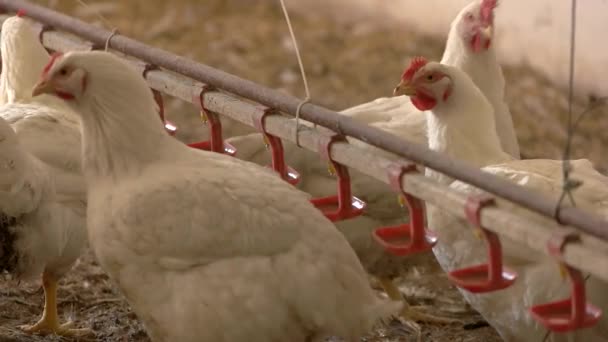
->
[16,9,26,17]
[42,52,64,77]
[402,56,429,82]
[480,0,497,25]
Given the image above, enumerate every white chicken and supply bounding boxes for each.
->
[341,0,519,159]
[227,0,517,324]
[32,50,401,342]
[0,14,88,336]
[394,57,608,341]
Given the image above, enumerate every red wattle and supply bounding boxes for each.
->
[55,90,75,100]
[470,34,482,53]
[411,92,436,111]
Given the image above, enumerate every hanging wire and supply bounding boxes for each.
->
[74,0,113,28]
[541,329,550,342]
[554,0,607,222]
[554,0,581,221]
[548,0,606,337]
[278,0,312,148]
[74,0,118,52]
[571,96,608,133]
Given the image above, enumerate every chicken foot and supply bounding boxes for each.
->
[19,270,91,337]
[379,277,460,325]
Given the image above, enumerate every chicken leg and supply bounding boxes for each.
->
[379,277,460,324]
[19,270,91,337]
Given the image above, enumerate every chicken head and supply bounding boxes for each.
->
[32,52,87,101]
[454,0,497,53]
[393,57,454,111]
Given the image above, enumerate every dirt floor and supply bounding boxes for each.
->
[1,0,606,341]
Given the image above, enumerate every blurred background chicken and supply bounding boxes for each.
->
[0,105,87,337]
[395,57,608,341]
[0,14,88,336]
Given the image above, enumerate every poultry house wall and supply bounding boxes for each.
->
[288,0,607,98]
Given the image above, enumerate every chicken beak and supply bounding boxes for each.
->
[479,24,493,41]
[393,80,416,97]
[31,79,53,97]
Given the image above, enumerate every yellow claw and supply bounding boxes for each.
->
[19,271,92,337]
[327,163,336,176]
[200,111,208,124]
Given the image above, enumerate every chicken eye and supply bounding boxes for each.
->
[59,68,68,76]
[426,74,434,81]
[465,13,474,21]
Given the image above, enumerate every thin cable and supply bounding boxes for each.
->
[74,0,113,29]
[541,329,550,342]
[554,0,579,222]
[571,96,608,133]
[279,0,311,148]
[74,0,117,52]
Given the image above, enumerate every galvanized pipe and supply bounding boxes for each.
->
[1,0,606,241]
